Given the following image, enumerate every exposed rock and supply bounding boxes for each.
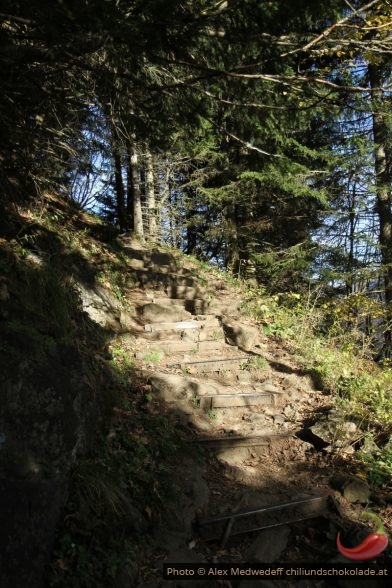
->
[330,474,371,504]
[260,381,280,394]
[76,282,122,329]
[119,310,138,331]
[282,373,318,394]
[309,410,358,450]
[139,302,192,323]
[246,525,291,562]
[210,298,243,317]
[222,318,260,351]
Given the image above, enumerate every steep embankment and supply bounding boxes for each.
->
[1,196,391,588]
[0,196,127,587]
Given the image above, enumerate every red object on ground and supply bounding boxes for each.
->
[337,512,389,561]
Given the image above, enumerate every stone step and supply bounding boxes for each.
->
[138,302,192,324]
[143,297,211,315]
[188,299,211,314]
[195,316,220,327]
[136,339,225,357]
[166,284,204,300]
[147,296,207,309]
[198,340,225,352]
[135,269,199,290]
[141,328,201,342]
[146,296,186,305]
[135,342,196,358]
[143,320,223,335]
[147,251,177,268]
[170,356,249,373]
[199,390,278,409]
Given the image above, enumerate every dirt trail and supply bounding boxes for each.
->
[115,238,391,588]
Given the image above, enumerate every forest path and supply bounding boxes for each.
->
[114,237,383,588]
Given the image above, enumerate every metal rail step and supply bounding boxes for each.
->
[197,495,329,546]
[186,433,292,448]
[170,356,249,373]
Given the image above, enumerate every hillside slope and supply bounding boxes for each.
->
[0,195,391,588]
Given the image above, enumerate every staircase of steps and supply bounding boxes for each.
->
[119,239,335,566]
[120,239,303,457]
[131,285,295,461]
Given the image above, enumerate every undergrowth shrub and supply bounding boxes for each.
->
[239,283,392,487]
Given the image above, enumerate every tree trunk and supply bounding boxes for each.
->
[185,188,198,255]
[112,146,127,232]
[129,141,144,241]
[145,149,157,240]
[101,99,127,231]
[225,203,240,274]
[157,162,171,244]
[369,63,392,353]
[126,156,134,230]
[346,182,356,296]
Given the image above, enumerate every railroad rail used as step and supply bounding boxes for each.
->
[169,356,250,373]
[186,433,292,448]
[197,495,330,547]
